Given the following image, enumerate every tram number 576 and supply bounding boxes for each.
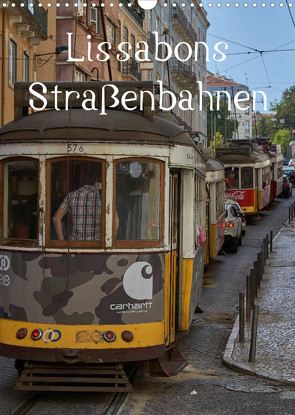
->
[68,144,84,153]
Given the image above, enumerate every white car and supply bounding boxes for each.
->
[225,197,246,236]
[223,202,243,253]
[288,159,295,167]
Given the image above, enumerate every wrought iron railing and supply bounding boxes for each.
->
[147,32,155,53]
[16,0,47,38]
[122,1,144,28]
[171,4,198,43]
[123,58,141,80]
[170,59,197,83]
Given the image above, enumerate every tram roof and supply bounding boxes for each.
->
[206,158,224,172]
[216,146,269,164]
[0,109,195,147]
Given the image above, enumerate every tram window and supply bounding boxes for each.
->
[216,180,225,218]
[278,161,283,179]
[225,167,239,189]
[262,166,270,188]
[241,167,253,188]
[49,159,104,244]
[2,159,38,241]
[115,160,162,244]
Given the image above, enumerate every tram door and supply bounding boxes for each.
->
[167,172,180,344]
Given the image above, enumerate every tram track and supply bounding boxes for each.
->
[8,363,138,415]
[9,392,45,415]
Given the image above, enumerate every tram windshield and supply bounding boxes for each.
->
[115,159,162,243]
[50,159,103,243]
[241,167,253,188]
[2,159,38,241]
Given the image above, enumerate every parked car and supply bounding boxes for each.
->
[225,197,246,235]
[280,175,292,198]
[222,202,243,253]
[283,166,295,186]
[283,158,290,166]
[288,159,295,167]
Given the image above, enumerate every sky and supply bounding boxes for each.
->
[205,3,295,113]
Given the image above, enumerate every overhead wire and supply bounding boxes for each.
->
[285,0,295,30]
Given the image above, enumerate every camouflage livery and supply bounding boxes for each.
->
[0,250,165,325]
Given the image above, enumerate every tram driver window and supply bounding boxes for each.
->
[50,159,104,243]
[115,160,162,244]
[2,159,38,241]
[225,167,239,189]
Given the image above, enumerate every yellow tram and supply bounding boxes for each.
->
[216,144,271,215]
[0,82,207,390]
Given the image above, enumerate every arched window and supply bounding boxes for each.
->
[46,157,106,248]
[114,158,164,247]
[1,158,38,245]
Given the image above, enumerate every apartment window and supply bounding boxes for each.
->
[245,120,250,133]
[75,69,86,81]
[9,39,17,85]
[131,34,136,59]
[23,52,29,82]
[118,21,121,72]
[123,27,129,73]
[77,0,87,17]
[107,21,116,45]
[90,6,99,34]
[245,106,250,115]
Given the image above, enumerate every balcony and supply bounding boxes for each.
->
[123,57,141,81]
[122,1,144,28]
[6,0,47,40]
[147,32,155,53]
[171,4,198,44]
[171,59,197,90]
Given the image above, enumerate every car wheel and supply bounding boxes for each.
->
[238,234,242,246]
[231,237,238,253]
[242,230,246,236]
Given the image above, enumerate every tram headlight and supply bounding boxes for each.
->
[121,331,134,342]
[16,328,27,340]
[31,329,43,341]
[103,331,116,343]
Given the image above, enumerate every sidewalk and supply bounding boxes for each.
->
[223,220,295,385]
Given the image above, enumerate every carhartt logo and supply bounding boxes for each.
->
[123,262,153,300]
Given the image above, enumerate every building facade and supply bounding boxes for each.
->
[0,1,48,127]
[206,73,253,141]
[144,1,209,145]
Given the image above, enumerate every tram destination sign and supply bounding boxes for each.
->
[216,146,251,158]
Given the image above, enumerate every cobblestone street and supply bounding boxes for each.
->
[1,195,294,415]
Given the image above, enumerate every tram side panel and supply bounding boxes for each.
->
[0,250,167,361]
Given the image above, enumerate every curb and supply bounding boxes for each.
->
[222,217,295,386]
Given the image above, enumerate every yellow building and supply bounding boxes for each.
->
[117,3,147,82]
[0,1,50,127]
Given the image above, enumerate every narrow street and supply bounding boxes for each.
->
[2,195,295,415]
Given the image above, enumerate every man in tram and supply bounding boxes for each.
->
[53,173,102,241]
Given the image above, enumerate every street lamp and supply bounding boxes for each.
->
[33,46,68,71]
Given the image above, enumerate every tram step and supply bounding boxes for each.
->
[14,362,133,392]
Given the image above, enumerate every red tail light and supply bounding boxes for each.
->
[241,216,246,222]
[31,329,42,341]
[103,331,116,342]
